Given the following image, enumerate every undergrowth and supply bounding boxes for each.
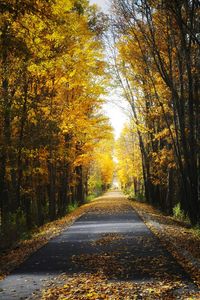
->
[173,203,190,223]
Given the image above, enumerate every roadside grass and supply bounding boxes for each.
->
[67,202,79,213]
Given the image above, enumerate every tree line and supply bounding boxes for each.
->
[112,0,199,225]
[0,0,114,249]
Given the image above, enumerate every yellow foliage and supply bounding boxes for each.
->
[116,124,143,191]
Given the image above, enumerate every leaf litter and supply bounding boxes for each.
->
[130,200,200,289]
[37,195,200,300]
[0,201,95,280]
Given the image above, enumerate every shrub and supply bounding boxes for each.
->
[173,203,187,221]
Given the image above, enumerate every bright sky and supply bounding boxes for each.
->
[90,0,109,12]
[90,0,129,139]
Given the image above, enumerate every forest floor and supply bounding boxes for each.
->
[0,191,200,299]
[130,200,200,289]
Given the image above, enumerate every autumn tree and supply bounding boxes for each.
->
[0,0,113,248]
[116,124,143,198]
[111,0,199,223]
[88,133,115,196]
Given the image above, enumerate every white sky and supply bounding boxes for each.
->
[90,0,129,139]
[90,0,109,12]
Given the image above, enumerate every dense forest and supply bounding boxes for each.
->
[0,0,199,250]
[113,0,199,225]
[0,0,114,249]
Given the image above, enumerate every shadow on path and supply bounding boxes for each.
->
[0,191,198,299]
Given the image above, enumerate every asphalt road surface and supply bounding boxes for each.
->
[0,191,198,299]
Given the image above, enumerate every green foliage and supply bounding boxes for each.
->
[173,203,187,222]
[86,194,96,202]
[123,184,145,202]
[67,202,79,213]
[192,226,200,238]
[123,185,135,200]
[86,193,103,202]
[135,193,145,202]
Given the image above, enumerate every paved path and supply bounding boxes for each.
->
[0,191,198,299]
